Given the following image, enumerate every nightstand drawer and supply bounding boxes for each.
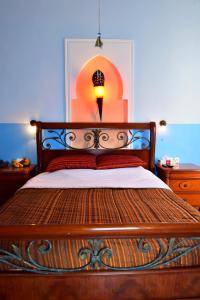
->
[177,193,200,207]
[169,179,200,192]
[157,164,200,209]
[0,165,36,205]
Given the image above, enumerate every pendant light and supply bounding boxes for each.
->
[95,0,103,48]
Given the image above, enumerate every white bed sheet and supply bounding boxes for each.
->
[21,167,170,190]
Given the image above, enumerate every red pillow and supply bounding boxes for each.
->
[46,154,96,172]
[96,154,147,170]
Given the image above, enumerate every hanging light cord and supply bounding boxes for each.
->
[95,0,103,47]
[98,0,101,35]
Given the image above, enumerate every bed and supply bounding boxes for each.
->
[0,121,199,300]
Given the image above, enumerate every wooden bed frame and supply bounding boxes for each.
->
[0,121,199,300]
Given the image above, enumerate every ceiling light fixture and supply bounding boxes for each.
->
[95,0,103,48]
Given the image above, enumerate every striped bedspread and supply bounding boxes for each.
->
[0,187,199,271]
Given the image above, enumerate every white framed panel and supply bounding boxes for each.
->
[65,39,133,121]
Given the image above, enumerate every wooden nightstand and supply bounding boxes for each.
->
[157,163,200,209]
[0,165,36,206]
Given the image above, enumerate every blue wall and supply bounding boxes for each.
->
[0,124,36,163]
[0,0,200,165]
[156,124,200,165]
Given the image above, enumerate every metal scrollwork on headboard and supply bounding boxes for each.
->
[42,129,150,150]
[30,121,156,172]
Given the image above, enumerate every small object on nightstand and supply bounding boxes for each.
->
[159,156,180,168]
[157,163,200,209]
[0,160,9,168]
[12,158,31,168]
[0,164,36,206]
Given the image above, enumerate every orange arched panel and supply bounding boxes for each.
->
[71,55,128,122]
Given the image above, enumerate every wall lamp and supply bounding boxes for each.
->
[92,69,105,120]
[159,120,167,127]
[30,120,37,132]
[30,120,37,127]
[29,120,37,138]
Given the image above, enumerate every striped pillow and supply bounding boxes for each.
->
[96,154,147,170]
[46,154,96,172]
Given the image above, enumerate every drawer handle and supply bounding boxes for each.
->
[179,182,190,189]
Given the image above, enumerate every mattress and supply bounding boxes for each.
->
[0,168,199,273]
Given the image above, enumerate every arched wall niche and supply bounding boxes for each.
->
[72,55,127,122]
[65,39,133,122]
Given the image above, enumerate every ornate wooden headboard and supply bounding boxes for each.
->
[30,121,156,173]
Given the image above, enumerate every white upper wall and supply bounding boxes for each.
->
[0,0,200,123]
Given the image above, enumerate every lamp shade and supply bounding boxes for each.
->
[92,70,105,87]
[92,70,105,121]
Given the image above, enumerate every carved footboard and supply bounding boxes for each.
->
[0,223,199,299]
[0,223,199,273]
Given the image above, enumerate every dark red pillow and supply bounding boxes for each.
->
[46,154,96,172]
[96,154,147,170]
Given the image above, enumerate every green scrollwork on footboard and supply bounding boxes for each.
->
[0,238,199,274]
